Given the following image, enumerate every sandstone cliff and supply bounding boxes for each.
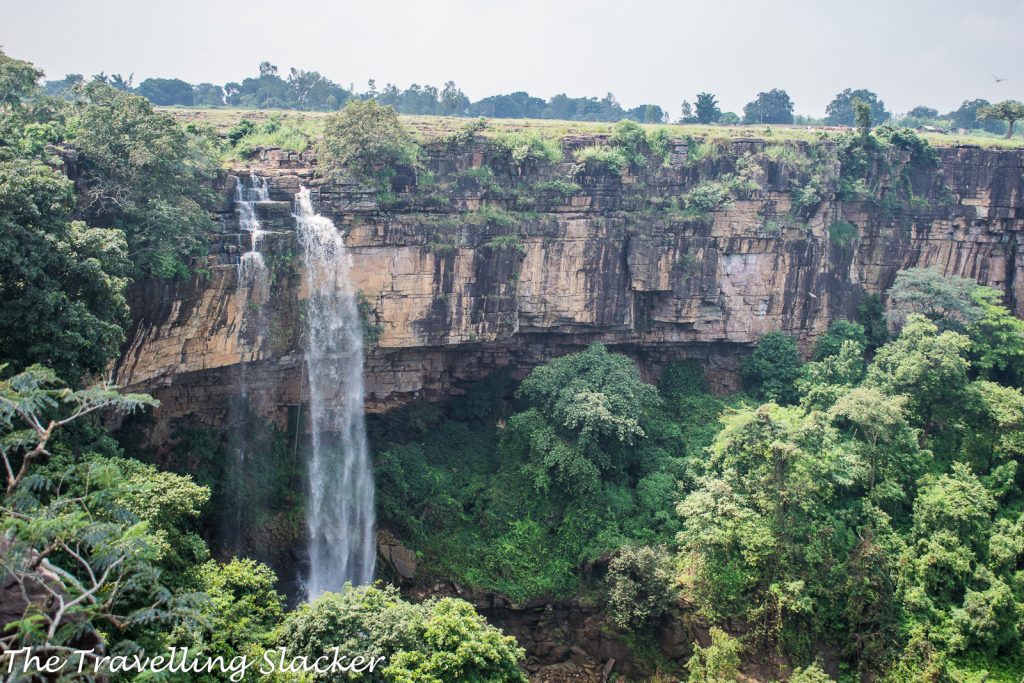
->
[112,135,1024,433]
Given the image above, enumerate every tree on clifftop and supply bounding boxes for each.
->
[317,99,418,186]
[742,88,794,124]
[0,52,131,380]
[70,81,219,278]
[825,88,890,126]
[979,100,1024,138]
[948,98,1003,133]
[695,92,722,124]
[134,77,195,106]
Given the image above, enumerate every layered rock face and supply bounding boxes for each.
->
[112,137,1024,433]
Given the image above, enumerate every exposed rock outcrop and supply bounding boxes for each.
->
[112,138,1024,435]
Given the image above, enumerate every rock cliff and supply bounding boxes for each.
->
[112,135,1024,434]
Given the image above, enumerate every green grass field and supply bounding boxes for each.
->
[160,106,1024,150]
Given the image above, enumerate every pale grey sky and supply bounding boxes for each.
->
[4,0,1023,117]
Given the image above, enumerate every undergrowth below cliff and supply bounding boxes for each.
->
[366,350,749,604]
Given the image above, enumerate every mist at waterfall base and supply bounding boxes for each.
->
[294,187,376,597]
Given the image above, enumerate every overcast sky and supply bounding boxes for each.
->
[4,0,1023,117]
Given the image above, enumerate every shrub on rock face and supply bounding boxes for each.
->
[317,100,418,186]
[686,627,742,683]
[789,663,832,682]
[605,544,678,632]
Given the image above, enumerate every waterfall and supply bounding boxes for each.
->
[224,174,272,556]
[293,187,375,597]
[236,174,270,302]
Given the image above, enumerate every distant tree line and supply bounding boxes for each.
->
[41,62,670,123]
[41,63,1022,134]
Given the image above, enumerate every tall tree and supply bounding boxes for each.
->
[0,52,131,380]
[740,332,803,404]
[742,88,794,124]
[825,88,891,126]
[440,80,469,116]
[134,77,195,106]
[978,100,1024,138]
[71,81,218,277]
[907,105,939,119]
[949,98,1003,133]
[0,48,42,108]
[695,92,722,124]
[192,82,225,107]
[42,73,85,99]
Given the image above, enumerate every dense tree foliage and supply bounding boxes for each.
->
[605,545,678,632]
[0,366,197,662]
[278,584,526,682]
[888,267,986,328]
[907,106,939,119]
[979,100,1024,138]
[135,77,196,106]
[686,628,743,682]
[812,320,868,361]
[825,88,891,126]
[0,139,131,380]
[317,100,419,188]
[676,271,1024,678]
[370,346,711,603]
[739,331,803,404]
[1,51,44,108]
[0,43,224,470]
[742,88,795,124]
[0,52,133,379]
[70,81,219,277]
[949,98,1005,134]
[224,62,352,111]
[694,92,722,124]
[370,266,1024,678]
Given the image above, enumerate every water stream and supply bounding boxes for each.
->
[293,187,375,597]
[224,174,272,555]
[237,174,270,301]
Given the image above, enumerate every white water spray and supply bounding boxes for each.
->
[236,175,270,300]
[294,187,375,596]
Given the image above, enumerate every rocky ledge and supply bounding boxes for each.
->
[112,136,1024,436]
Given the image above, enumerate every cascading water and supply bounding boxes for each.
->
[293,187,375,597]
[236,174,270,302]
[224,174,273,555]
